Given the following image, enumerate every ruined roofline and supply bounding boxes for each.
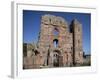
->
[41,14,66,22]
[69,19,82,32]
[41,14,68,26]
[71,19,82,25]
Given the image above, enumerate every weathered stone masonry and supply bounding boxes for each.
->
[23,14,84,69]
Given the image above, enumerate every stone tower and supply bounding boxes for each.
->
[70,19,83,65]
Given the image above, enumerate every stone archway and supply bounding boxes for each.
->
[52,50,63,67]
[53,39,58,48]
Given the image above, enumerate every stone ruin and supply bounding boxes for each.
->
[23,14,84,69]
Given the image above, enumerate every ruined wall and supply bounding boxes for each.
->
[38,14,73,67]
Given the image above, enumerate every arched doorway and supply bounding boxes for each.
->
[53,50,62,67]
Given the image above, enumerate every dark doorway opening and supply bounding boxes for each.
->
[53,53,59,67]
[53,50,61,67]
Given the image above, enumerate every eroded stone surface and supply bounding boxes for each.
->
[23,14,84,69]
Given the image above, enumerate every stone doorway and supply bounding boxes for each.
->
[53,50,62,67]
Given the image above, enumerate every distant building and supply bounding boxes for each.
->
[83,54,91,66]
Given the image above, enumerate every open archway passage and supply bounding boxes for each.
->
[53,51,59,67]
[53,39,58,48]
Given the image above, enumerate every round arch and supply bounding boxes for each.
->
[53,39,58,48]
[53,50,63,67]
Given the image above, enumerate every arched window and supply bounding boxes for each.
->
[53,39,58,48]
[54,28,59,36]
